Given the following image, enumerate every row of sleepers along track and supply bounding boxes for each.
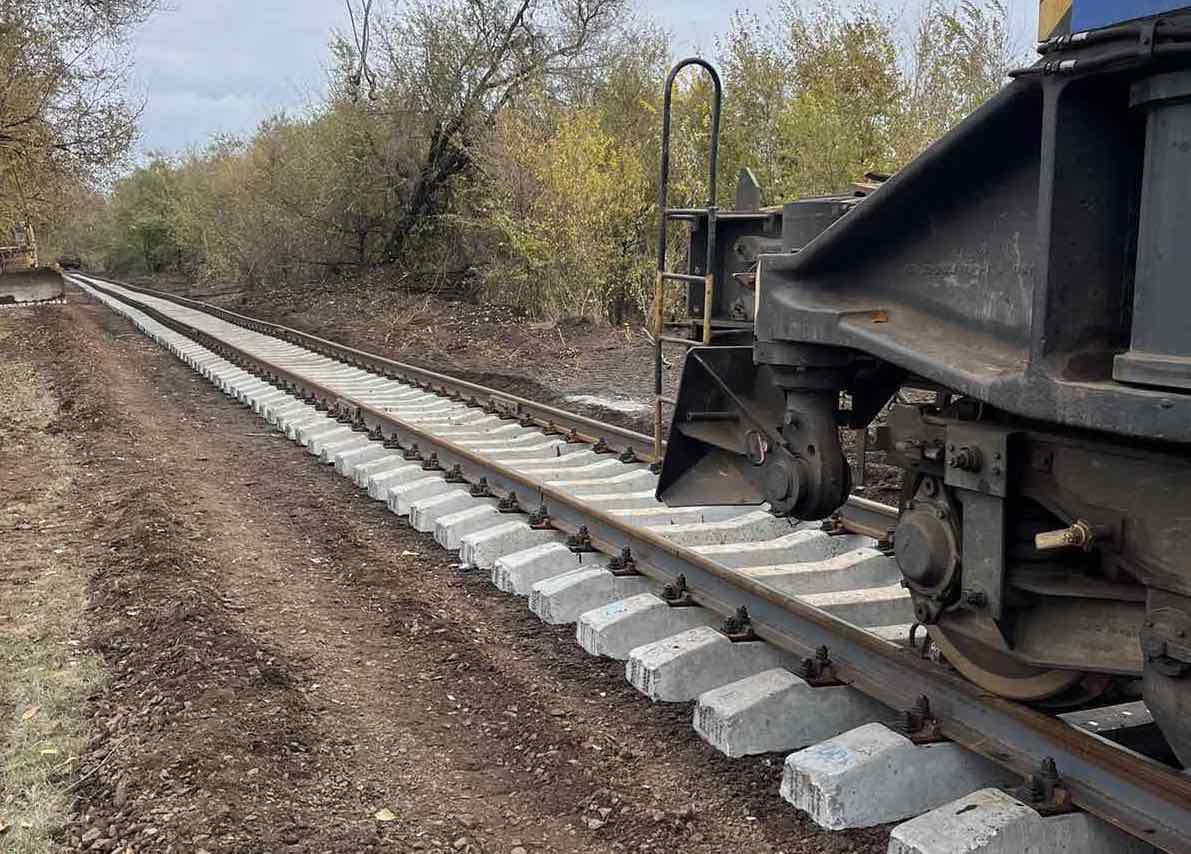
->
[0,297,66,308]
[73,275,1162,854]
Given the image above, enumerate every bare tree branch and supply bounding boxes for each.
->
[363,0,626,263]
[0,0,157,228]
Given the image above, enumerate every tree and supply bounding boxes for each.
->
[0,0,157,231]
[486,104,654,321]
[67,0,1019,321]
[479,25,668,320]
[714,0,1015,199]
[366,0,629,263]
[104,156,179,273]
[777,0,903,196]
[717,11,787,203]
[898,0,1016,160]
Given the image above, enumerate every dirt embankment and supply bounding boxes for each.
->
[0,299,889,852]
[0,309,104,853]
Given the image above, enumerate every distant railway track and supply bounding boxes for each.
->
[68,273,1191,853]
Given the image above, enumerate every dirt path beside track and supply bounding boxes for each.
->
[0,298,887,854]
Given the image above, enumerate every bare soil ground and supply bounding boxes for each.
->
[0,298,891,852]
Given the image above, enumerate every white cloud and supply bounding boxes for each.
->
[131,0,1037,155]
[131,0,341,153]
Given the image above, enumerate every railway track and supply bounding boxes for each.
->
[66,273,1189,854]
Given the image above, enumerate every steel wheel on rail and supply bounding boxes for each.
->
[926,622,1086,702]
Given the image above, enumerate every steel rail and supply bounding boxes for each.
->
[83,274,663,464]
[79,276,1191,852]
[80,274,897,543]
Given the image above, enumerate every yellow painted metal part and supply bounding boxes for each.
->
[1039,0,1074,39]
[702,274,714,345]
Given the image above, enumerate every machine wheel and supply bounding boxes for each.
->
[928,624,1086,702]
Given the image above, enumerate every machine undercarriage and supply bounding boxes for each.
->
[656,5,1191,768]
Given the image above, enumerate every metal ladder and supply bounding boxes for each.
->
[652,58,723,462]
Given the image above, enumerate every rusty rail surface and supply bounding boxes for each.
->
[77,274,1191,853]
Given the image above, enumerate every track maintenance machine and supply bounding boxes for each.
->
[0,221,65,304]
[654,0,1191,767]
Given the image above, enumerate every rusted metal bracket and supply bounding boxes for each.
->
[469,477,493,498]
[608,546,640,577]
[661,574,696,607]
[722,606,758,642]
[820,514,848,536]
[800,646,843,687]
[528,502,551,529]
[896,695,947,745]
[567,525,595,552]
[1010,757,1076,817]
[1141,608,1191,678]
[497,491,522,513]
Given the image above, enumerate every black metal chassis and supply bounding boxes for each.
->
[755,37,1191,442]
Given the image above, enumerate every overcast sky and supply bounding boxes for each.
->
[129,0,1036,156]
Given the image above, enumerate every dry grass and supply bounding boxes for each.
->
[0,312,104,853]
[0,561,102,853]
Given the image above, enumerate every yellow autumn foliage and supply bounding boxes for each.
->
[60,0,1017,323]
